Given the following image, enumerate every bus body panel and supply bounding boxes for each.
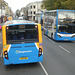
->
[2,21,43,65]
[4,55,43,65]
[4,43,43,65]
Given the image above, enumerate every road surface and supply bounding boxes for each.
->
[0,31,75,75]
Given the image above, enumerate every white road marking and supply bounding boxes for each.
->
[58,45,70,53]
[49,39,55,44]
[39,62,48,75]
[43,35,47,38]
[43,35,55,44]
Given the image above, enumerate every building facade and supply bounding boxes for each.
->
[0,0,5,17]
[26,1,43,21]
[0,0,13,17]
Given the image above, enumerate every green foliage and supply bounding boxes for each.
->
[42,0,75,10]
[43,0,56,10]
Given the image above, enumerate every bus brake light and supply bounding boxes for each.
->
[38,48,42,57]
[4,51,8,59]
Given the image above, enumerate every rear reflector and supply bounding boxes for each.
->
[38,48,42,57]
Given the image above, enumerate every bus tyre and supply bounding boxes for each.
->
[51,34,53,39]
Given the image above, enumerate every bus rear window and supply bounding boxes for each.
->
[6,25,39,44]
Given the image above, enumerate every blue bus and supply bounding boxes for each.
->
[2,20,43,65]
[44,9,75,41]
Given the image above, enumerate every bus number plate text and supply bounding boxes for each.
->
[19,57,28,60]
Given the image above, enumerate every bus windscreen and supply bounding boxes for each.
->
[58,11,75,33]
[6,25,39,44]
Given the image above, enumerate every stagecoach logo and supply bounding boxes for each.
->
[15,50,32,54]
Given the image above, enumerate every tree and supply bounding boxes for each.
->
[43,0,56,10]
[42,0,75,10]
[68,0,75,10]
[54,0,62,9]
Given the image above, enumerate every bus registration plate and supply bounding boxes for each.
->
[19,57,28,60]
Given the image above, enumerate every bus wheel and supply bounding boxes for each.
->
[51,33,53,39]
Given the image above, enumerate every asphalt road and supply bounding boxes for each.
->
[0,31,75,75]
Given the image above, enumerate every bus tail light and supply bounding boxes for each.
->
[38,48,42,57]
[4,51,8,59]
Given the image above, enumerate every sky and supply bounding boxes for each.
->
[4,0,43,13]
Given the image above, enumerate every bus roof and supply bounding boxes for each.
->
[45,9,75,13]
[3,20,37,26]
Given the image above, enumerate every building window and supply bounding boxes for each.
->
[31,11,32,14]
[33,16,35,21]
[31,6,32,9]
[34,6,36,9]
[34,11,36,14]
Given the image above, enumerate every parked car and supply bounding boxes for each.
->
[18,17,23,20]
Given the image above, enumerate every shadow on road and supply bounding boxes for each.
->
[5,62,39,70]
[55,41,74,43]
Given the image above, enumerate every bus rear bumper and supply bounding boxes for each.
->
[4,56,43,65]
